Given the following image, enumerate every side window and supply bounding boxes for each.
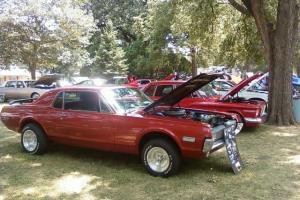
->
[25,81,34,87]
[5,81,16,88]
[17,81,25,88]
[155,85,173,97]
[53,92,63,109]
[64,91,100,112]
[220,82,232,90]
[144,85,156,96]
[141,80,150,85]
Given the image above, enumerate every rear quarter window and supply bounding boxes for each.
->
[144,85,156,96]
[53,92,63,109]
[155,85,173,97]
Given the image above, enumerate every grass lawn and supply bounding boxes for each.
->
[0,111,300,199]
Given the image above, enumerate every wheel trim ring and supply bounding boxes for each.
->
[32,94,40,99]
[146,147,170,173]
[22,130,38,152]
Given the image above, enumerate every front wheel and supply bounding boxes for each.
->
[141,139,181,177]
[21,123,48,154]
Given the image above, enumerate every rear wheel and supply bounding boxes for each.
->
[141,139,181,177]
[21,123,48,154]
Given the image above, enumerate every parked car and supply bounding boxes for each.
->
[107,76,129,85]
[143,76,266,128]
[70,76,90,85]
[0,80,46,102]
[76,78,107,86]
[136,79,152,85]
[1,74,243,177]
[34,74,73,89]
[222,72,300,106]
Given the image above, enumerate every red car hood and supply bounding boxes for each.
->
[144,73,222,112]
[220,72,263,100]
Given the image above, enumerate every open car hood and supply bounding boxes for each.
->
[144,73,222,112]
[220,72,263,100]
[34,74,63,86]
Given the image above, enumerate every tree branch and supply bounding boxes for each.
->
[228,0,250,15]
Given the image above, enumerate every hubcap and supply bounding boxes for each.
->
[32,94,40,99]
[146,147,170,173]
[22,130,38,152]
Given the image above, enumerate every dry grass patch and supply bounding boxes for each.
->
[0,120,300,200]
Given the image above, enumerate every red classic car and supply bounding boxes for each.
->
[1,74,243,177]
[143,75,266,128]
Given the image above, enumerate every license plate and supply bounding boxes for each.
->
[224,130,243,174]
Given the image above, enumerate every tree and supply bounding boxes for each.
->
[90,19,128,76]
[0,0,96,79]
[89,0,147,44]
[228,0,298,125]
[171,0,222,77]
[214,8,265,68]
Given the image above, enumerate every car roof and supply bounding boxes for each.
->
[147,80,185,85]
[50,85,135,92]
[6,80,34,82]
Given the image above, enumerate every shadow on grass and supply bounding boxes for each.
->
[1,124,300,200]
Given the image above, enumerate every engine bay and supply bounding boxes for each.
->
[221,96,261,104]
[154,108,230,127]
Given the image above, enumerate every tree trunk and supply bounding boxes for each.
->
[191,46,197,77]
[297,65,300,77]
[247,0,298,125]
[29,63,36,80]
[267,0,298,125]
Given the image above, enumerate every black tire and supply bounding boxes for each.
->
[141,138,181,177]
[21,123,48,155]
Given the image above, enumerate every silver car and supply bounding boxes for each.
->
[0,80,47,102]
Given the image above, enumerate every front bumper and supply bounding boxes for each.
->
[244,117,262,123]
[202,120,236,156]
[203,138,225,155]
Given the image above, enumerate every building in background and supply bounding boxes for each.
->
[0,65,42,84]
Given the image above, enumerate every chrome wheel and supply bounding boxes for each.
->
[146,147,170,173]
[22,130,38,152]
[32,93,40,99]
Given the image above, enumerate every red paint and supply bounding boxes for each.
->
[220,72,263,100]
[143,80,266,127]
[0,86,224,159]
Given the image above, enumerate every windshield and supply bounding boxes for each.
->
[101,87,152,113]
[198,84,218,97]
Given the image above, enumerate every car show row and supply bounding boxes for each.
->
[0,72,299,177]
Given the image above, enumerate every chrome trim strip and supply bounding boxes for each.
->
[182,136,196,143]
[203,138,225,153]
[244,117,262,123]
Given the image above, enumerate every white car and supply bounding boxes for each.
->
[221,73,268,103]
